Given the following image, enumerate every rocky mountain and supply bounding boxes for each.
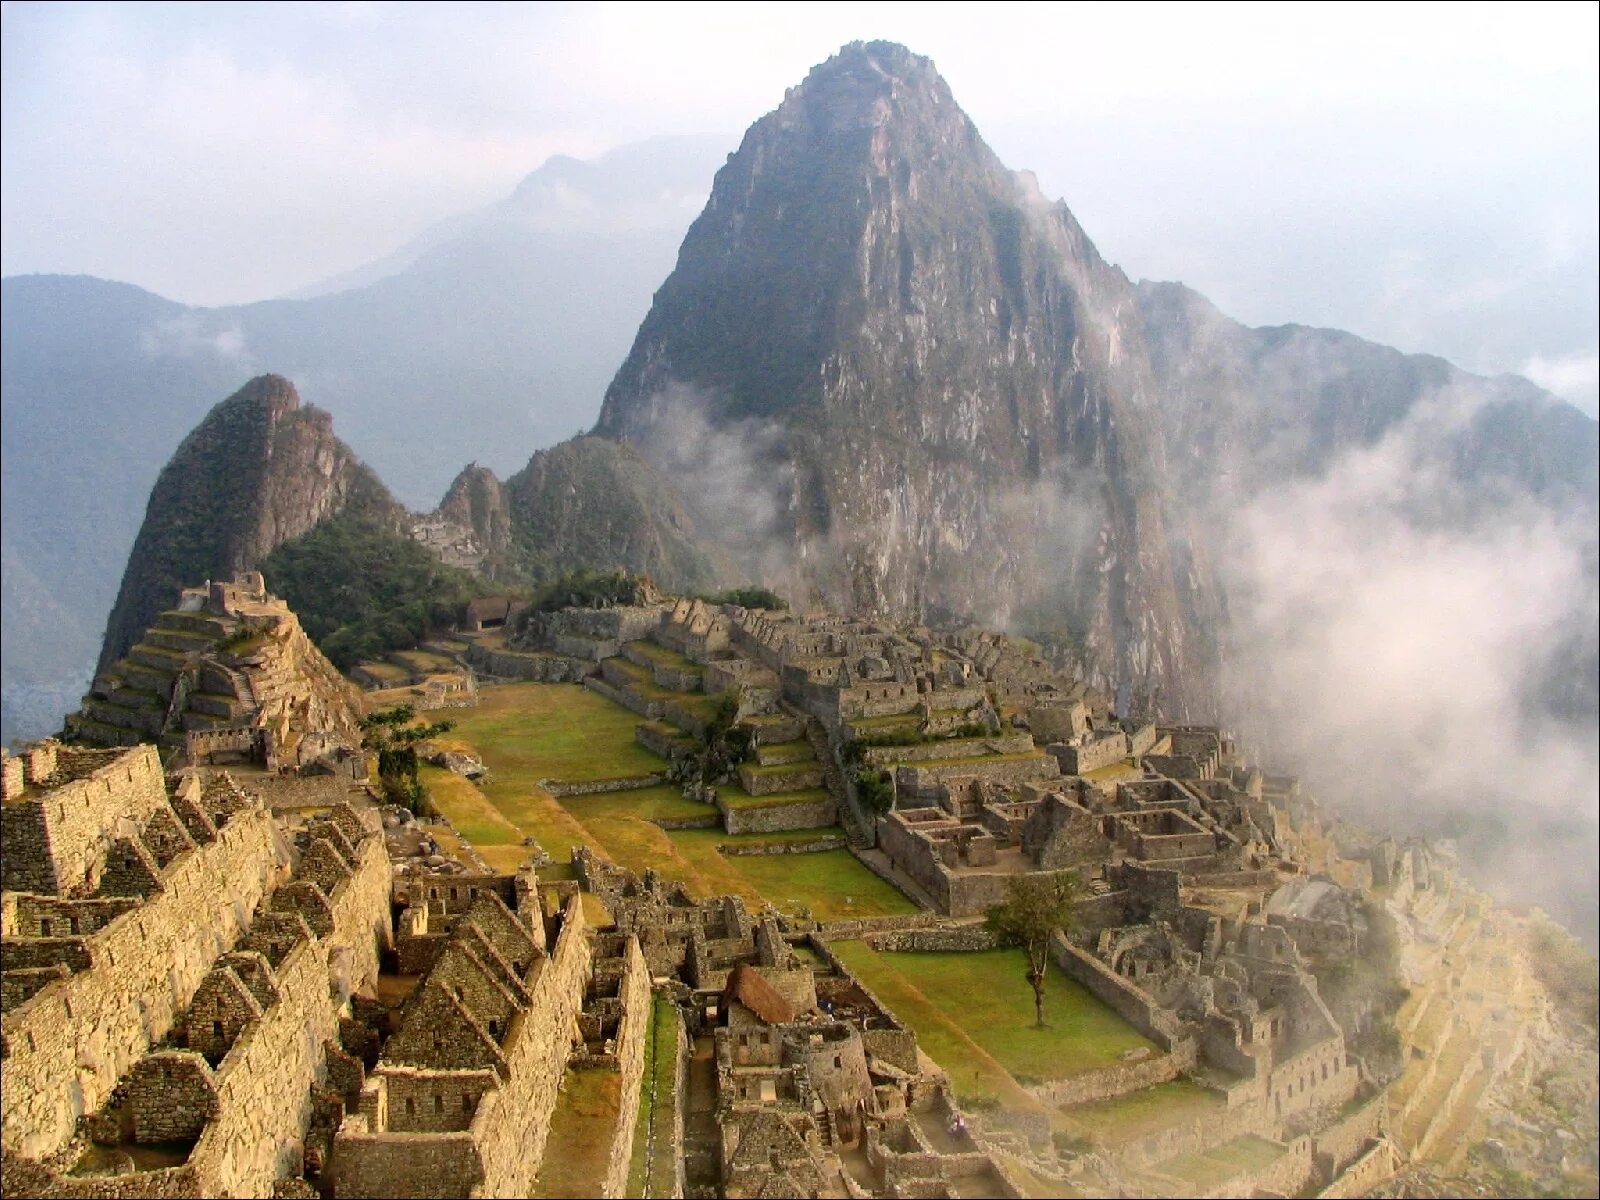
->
[594,41,1597,718]
[597,41,1215,713]
[97,375,405,675]
[0,137,728,743]
[418,437,728,593]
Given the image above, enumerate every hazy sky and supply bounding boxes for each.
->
[3,1,1597,411]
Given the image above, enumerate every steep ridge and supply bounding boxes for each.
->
[1136,280,1600,512]
[420,437,728,593]
[597,40,1213,714]
[97,375,406,674]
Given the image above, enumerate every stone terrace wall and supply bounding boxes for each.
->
[1,804,282,1159]
[1050,934,1185,1051]
[597,938,651,1199]
[1030,1040,1197,1108]
[717,795,836,835]
[471,893,593,1197]
[465,643,589,683]
[1318,1138,1397,1198]
[128,818,389,1197]
[186,938,339,1196]
[1,745,171,895]
[1312,1092,1385,1175]
[326,893,591,1198]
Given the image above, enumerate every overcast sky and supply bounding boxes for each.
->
[3,1,1596,412]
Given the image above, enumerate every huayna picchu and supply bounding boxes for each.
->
[2,34,1594,1200]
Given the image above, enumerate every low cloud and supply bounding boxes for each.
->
[140,312,254,367]
[1220,388,1599,943]
[1521,350,1600,418]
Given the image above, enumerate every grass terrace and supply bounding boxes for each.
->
[1155,1134,1284,1190]
[438,682,666,784]
[830,943,1158,1110]
[531,1069,622,1198]
[626,994,680,1199]
[422,682,915,920]
[1058,1079,1224,1147]
[625,639,705,674]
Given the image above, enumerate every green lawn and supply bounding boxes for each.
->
[531,1068,622,1198]
[441,682,668,783]
[830,944,1157,1104]
[1059,1079,1224,1147]
[429,682,917,920]
[718,783,832,811]
[1156,1134,1283,1189]
[625,640,704,674]
[626,994,680,1200]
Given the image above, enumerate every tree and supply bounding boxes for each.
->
[985,871,1082,1028]
[361,704,455,813]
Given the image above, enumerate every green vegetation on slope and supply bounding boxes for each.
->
[263,511,506,669]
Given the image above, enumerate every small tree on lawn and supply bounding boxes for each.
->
[361,704,454,813]
[985,871,1082,1028]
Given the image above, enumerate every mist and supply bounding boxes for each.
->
[1218,386,1600,945]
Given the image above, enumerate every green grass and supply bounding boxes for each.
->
[442,683,667,783]
[569,785,713,824]
[851,711,922,730]
[1060,1079,1224,1147]
[830,944,1157,1103]
[531,1068,622,1198]
[1156,1134,1283,1188]
[419,766,523,845]
[626,640,704,674]
[718,784,832,811]
[741,760,819,778]
[626,994,680,1199]
[433,682,914,919]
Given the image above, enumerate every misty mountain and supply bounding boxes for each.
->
[0,136,730,743]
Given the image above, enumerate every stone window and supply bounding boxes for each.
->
[214,1021,224,1041]
[39,919,51,937]
[405,1098,415,1116]
[69,917,80,934]
[434,1094,444,1114]
[463,1094,475,1114]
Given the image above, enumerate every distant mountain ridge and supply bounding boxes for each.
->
[6,52,1596,744]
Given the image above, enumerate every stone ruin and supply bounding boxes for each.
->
[64,573,366,778]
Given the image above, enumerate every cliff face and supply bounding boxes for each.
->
[596,41,1211,713]
[97,375,405,673]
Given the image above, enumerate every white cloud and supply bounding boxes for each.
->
[1521,351,1600,417]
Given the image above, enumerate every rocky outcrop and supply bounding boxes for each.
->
[595,41,1214,714]
[97,376,406,674]
[417,436,726,594]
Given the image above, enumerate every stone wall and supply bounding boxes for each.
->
[0,745,171,895]
[1312,1093,1385,1176]
[719,834,847,855]
[863,927,1000,952]
[860,733,1033,768]
[735,763,824,795]
[596,939,650,1199]
[1318,1138,1396,1198]
[1049,935,1184,1051]
[583,676,661,719]
[1028,1040,1196,1108]
[326,892,592,1197]
[464,643,588,682]
[545,774,664,798]
[717,795,836,835]
[893,753,1059,795]
[1050,732,1129,775]
[1,804,283,1159]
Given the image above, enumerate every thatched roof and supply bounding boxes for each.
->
[722,963,796,1025]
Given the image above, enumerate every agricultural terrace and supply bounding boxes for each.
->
[423,681,916,920]
[829,943,1159,1112]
